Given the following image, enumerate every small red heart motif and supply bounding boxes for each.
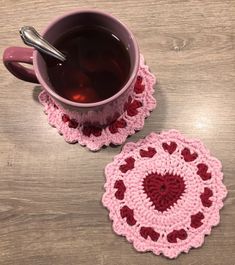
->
[126,100,143,117]
[82,126,102,137]
[134,83,145,94]
[140,227,160,242]
[91,127,102,137]
[143,173,185,212]
[139,147,157,158]
[109,119,127,134]
[119,157,135,173]
[181,148,198,162]
[115,119,127,129]
[197,163,212,180]
[124,96,132,108]
[167,229,187,243]
[62,114,70,123]
[162,142,177,154]
[200,187,213,207]
[108,124,118,134]
[114,180,126,200]
[136,75,143,84]
[82,126,92,137]
[190,212,204,228]
[120,205,136,226]
[68,119,78,129]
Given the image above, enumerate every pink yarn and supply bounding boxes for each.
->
[102,130,227,258]
[39,54,156,151]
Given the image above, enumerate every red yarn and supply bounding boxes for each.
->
[200,187,213,207]
[82,126,92,137]
[82,126,102,137]
[167,229,187,243]
[68,119,78,129]
[140,227,160,242]
[162,142,177,154]
[136,75,143,84]
[177,229,187,240]
[109,124,118,134]
[114,180,126,200]
[143,173,185,212]
[133,75,145,94]
[134,82,145,94]
[62,114,70,123]
[109,118,127,134]
[120,205,136,226]
[181,148,198,162]
[167,230,178,243]
[197,163,212,180]
[91,127,102,137]
[115,119,127,128]
[124,96,132,111]
[139,147,156,158]
[126,100,143,117]
[119,157,135,173]
[190,212,204,228]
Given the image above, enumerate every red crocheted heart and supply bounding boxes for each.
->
[120,205,136,226]
[162,142,177,154]
[82,126,102,137]
[68,119,79,129]
[200,187,213,207]
[143,173,185,212]
[119,157,135,173]
[126,100,142,117]
[140,227,160,241]
[62,114,70,123]
[167,229,187,243]
[109,118,127,134]
[114,180,126,200]
[197,163,211,180]
[134,83,145,94]
[190,212,204,228]
[139,147,157,158]
[181,148,198,162]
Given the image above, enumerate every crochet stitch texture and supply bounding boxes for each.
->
[39,54,156,151]
[102,130,227,258]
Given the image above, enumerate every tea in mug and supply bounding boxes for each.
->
[46,26,131,103]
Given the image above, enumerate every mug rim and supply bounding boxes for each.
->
[33,9,140,108]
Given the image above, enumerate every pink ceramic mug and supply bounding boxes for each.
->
[3,10,139,127]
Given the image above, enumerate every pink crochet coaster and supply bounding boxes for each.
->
[102,130,227,258]
[39,54,156,151]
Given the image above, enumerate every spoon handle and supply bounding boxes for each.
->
[19,26,66,62]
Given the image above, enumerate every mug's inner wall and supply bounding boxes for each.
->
[37,12,137,95]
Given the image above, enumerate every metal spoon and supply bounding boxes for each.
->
[19,26,66,62]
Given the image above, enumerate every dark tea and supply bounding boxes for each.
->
[46,27,131,103]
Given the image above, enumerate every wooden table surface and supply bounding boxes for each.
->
[0,1,234,264]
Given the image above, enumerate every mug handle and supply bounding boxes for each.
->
[3,47,39,83]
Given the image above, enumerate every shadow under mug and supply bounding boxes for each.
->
[3,10,140,127]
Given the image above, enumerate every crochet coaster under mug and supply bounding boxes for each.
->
[102,130,227,258]
[39,54,156,151]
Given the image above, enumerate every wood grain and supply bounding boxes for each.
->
[0,0,235,264]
